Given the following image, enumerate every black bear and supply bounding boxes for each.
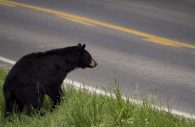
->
[3,44,97,117]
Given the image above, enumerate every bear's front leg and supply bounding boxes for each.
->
[46,87,63,108]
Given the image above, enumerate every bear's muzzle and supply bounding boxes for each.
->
[88,59,97,68]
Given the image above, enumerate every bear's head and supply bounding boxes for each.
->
[77,43,97,69]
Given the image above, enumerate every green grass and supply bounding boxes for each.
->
[0,69,194,127]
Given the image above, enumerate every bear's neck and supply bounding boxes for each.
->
[60,55,79,73]
[46,48,80,73]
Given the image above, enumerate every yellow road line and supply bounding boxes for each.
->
[0,1,16,7]
[2,0,195,49]
[57,15,96,27]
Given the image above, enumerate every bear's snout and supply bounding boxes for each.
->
[88,59,97,68]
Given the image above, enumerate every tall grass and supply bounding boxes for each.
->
[0,70,194,127]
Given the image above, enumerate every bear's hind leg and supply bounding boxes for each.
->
[4,96,15,118]
[26,90,45,116]
[15,99,25,113]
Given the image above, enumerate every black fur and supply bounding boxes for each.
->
[3,44,97,117]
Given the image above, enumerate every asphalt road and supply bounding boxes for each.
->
[0,0,195,115]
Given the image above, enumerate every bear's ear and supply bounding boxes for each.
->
[78,43,82,47]
[82,44,86,49]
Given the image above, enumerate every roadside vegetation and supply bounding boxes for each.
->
[0,69,194,127]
